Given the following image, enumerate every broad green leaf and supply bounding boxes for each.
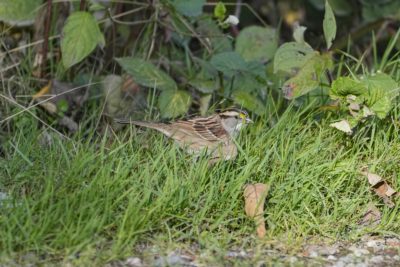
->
[197,18,232,53]
[330,77,366,100]
[210,51,247,76]
[232,74,266,93]
[323,0,337,49]
[61,12,105,68]
[170,0,205,17]
[232,91,265,115]
[273,42,316,73]
[158,90,191,118]
[189,78,218,94]
[361,73,400,119]
[116,57,177,91]
[235,26,278,62]
[214,2,226,20]
[0,0,42,25]
[282,53,333,99]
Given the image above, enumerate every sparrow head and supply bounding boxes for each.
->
[219,108,253,136]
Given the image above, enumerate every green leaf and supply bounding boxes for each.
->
[361,73,400,119]
[189,78,218,94]
[158,90,192,118]
[323,0,337,49]
[293,25,307,44]
[61,12,105,68]
[282,53,333,99]
[116,57,178,91]
[214,2,226,20]
[232,91,265,115]
[235,26,278,62]
[0,0,42,25]
[196,18,232,53]
[330,77,366,100]
[211,52,246,72]
[170,0,205,17]
[210,51,247,76]
[273,42,316,73]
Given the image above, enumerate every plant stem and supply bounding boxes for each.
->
[40,0,53,78]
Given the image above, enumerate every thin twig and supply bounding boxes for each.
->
[40,0,53,78]
[0,5,150,58]
[0,82,102,123]
[147,6,159,60]
[0,93,73,142]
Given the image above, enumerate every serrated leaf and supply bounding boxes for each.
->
[323,0,337,49]
[158,90,191,118]
[170,0,205,17]
[210,51,247,76]
[232,91,265,115]
[361,73,400,119]
[330,77,366,99]
[273,42,316,73]
[0,0,42,26]
[61,12,105,68]
[214,2,226,20]
[235,26,278,62]
[116,57,178,91]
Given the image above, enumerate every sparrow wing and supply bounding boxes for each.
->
[173,115,227,142]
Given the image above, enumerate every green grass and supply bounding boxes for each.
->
[1,105,400,265]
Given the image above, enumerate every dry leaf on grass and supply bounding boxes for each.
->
[358,202,381,226]
[243,183,269,238]
[361,170,398,208]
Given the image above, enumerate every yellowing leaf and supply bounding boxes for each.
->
[158,90,191,118]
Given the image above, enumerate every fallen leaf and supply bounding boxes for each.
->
[358,202,381,226]
[243,183,269,238]
[361,170,398,208]
[330,120,353,134]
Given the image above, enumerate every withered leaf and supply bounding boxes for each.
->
[361,170,398,208]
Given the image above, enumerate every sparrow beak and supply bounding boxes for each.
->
[245,118,253,124]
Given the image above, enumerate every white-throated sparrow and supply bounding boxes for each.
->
[116,108,252,162]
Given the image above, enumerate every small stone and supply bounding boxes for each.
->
[125,257,142,267]
[327,255,337,261]
[348,246,369,257]
[370,255,384,264]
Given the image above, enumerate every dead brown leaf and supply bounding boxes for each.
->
[361,170,398,208]
[243,183,269,238]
